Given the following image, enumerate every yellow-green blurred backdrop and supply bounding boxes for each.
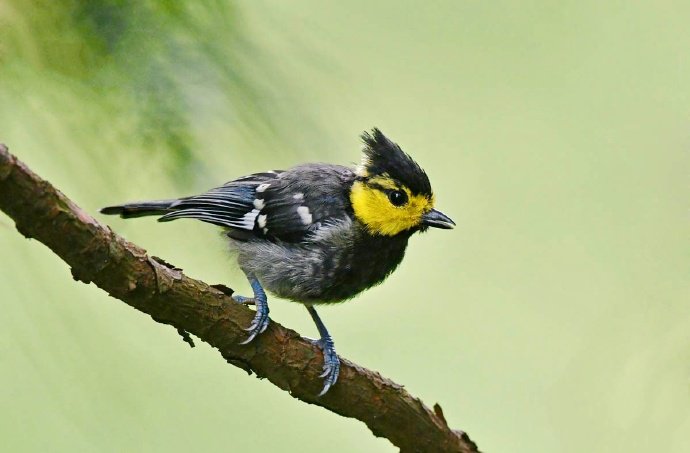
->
[1,1,688,452]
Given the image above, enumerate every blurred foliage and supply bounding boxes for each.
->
[0,0,281,182]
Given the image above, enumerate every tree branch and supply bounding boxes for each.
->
[0,144,479,453]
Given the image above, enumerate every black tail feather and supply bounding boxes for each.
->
[100,183,259,229]
[100,200,176,219]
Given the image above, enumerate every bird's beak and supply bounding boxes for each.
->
[422,208,455,229]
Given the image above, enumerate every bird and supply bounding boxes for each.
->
[101,128,455,395]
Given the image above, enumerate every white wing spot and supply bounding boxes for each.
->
[240,209,260,229]
[256,183,271,193]
[262,227,269,234]
[257,214,267,228]
[297,206,312,225]
[253,198,265,210]
[292,192,304,200]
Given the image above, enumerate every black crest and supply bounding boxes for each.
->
[359,128,432,196]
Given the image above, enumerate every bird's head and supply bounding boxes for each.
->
[350,128,455,236]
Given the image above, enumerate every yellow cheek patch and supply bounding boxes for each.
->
[350,180,434,236]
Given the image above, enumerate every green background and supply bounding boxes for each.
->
[1,1,688,452]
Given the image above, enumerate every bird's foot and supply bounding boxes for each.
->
[232,277,269,344]
[304,305,340,395]
[309,335,340,396]
[235,294,269,344]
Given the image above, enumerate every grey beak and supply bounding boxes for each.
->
[422,208,455,229]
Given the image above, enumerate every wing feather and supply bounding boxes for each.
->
[157,172,278,230]
[154,165,355,243]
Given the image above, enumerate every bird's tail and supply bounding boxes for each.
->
[100,200,177,219]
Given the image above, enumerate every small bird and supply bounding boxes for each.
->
[101,129,454,395]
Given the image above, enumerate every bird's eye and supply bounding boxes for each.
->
[388,190,408,207]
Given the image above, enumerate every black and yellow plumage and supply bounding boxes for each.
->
[101,128,454,395]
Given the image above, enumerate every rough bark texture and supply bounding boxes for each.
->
[0,144,479,453]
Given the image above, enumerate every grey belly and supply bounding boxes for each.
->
[229,234,407,304]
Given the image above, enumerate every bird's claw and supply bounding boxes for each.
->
[233,283,269,344]
[239,303,270,344]
[313,336,340,396]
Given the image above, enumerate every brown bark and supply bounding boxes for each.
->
[0,144,479,453]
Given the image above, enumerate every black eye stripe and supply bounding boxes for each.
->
[363,182,410,206]
[367,182,395,192]
[362,181,427,206]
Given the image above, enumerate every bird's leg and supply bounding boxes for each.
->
[232,275,269,344]
[305,305,340,396]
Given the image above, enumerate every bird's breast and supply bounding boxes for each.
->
[332,226,413,301]
[232,225,411,304]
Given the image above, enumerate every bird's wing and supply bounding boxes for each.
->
[159,165,355,243]
[157,171,283,230]
[251,164,356,243]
